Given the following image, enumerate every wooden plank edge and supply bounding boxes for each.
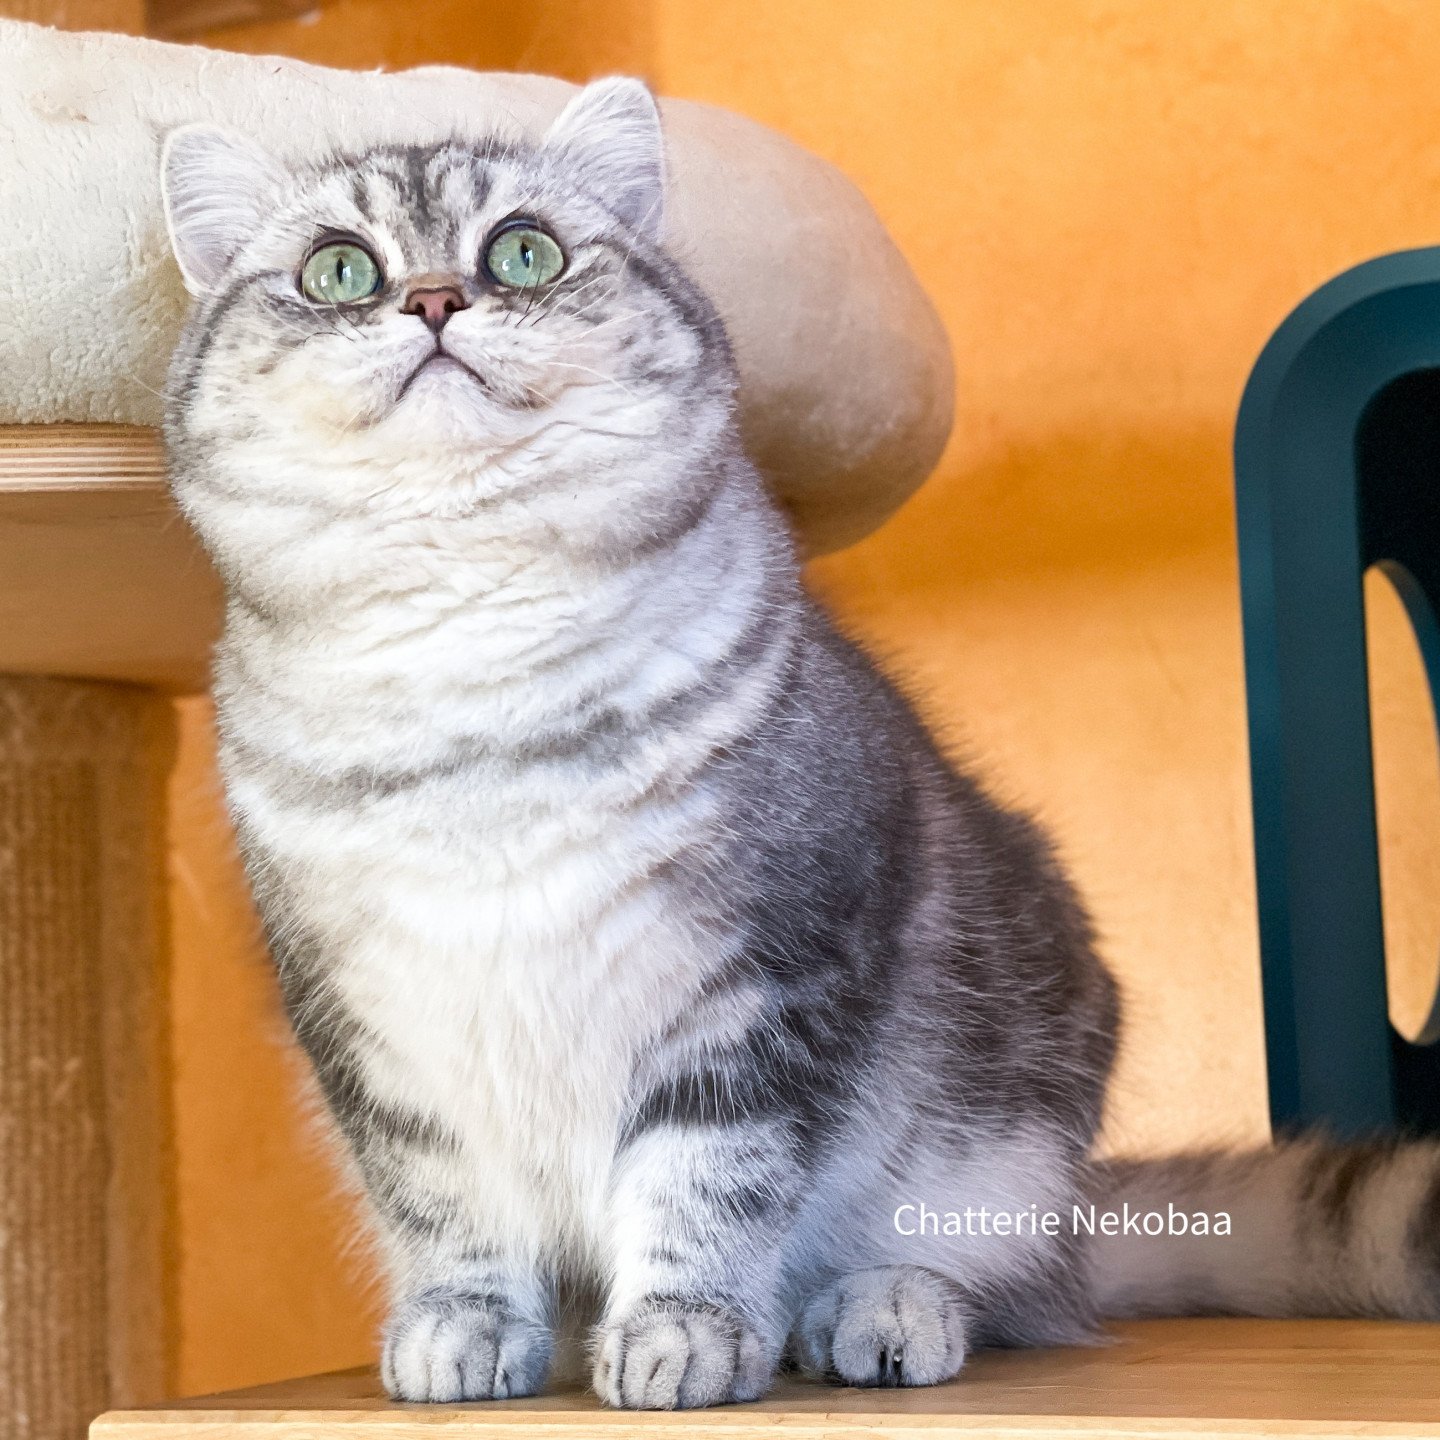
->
[0,426,166,492]
[87,1408,1437,1440]
[88,1417,1435,1440]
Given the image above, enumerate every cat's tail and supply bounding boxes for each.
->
[1085,1137,1440,1321]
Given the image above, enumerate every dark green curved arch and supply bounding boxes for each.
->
[1236,248,1440,1136]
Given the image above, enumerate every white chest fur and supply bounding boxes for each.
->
[214,499,771,1270]
[231,744,722,1271]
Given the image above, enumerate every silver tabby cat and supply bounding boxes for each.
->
[161,79,1440,1409]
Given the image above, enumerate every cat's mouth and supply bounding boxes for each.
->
[396,350,492,401]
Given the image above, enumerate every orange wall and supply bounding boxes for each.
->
[166,0,1440,1395]
[0,0,142,29]
[200,0,655,79]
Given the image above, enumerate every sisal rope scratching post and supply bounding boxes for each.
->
[0,677,175,1440]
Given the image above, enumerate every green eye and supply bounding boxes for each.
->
[300,242,382,303]
[484,224,565,289]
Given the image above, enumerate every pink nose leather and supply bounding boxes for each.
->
[403,285,468,333]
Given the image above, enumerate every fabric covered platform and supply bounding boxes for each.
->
[0,19,953,553]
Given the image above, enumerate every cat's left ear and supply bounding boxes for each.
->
[544,78,665,239]
[161,125,287,294]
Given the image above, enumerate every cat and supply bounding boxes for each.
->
[160,77,1440,1410]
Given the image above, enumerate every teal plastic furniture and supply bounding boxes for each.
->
[1235,247,1440,1137]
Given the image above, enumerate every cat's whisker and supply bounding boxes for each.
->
[124,373,170,404]
[560,311,646,341]
[541,358,643,401]
[524,268,620,327]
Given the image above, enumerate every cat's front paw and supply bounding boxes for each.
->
[593,1300,774,1408]
[796,1266,969,1388]
[382,1289,552,1402]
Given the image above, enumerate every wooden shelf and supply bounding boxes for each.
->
[0,425,167,492]
[93,1319,1440,1439]
[0,425,219,692]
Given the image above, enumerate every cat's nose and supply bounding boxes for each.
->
[403,285,469,333]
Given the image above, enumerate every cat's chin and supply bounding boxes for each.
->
[389,361,505,440]
[398,353,492,401]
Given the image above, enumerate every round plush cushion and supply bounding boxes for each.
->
[0,20,952,554]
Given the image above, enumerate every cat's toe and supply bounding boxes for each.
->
[797,1266,968,1389]
[382,1290,552,1402]
[593,1300,773,1408]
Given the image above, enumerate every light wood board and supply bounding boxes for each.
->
[92,1319,1440,1439]
[0,426,220,692]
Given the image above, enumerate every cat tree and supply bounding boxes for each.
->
[0,19,950,1438]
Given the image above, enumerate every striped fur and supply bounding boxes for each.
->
[1092,1139,1440,1321]
[160,79,1440,1411]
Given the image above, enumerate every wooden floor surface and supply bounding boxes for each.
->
[92,1319,1440,1440]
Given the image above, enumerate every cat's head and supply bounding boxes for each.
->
[161,78,735,550]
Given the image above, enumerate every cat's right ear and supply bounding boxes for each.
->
[161,125,286,294]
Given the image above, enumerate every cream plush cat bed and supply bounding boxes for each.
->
[0,20,952,553]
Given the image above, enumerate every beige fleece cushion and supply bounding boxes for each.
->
[0,20,952,553]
